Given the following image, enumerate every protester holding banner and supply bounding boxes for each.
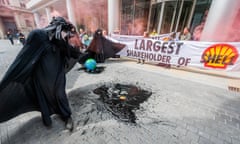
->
[180,27,192,40]
[137,31,150,64]
[193,22,204,41]
[149,29,158,37]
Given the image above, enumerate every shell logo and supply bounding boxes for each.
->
[201,44,239,69]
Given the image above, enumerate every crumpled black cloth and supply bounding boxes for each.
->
[0,29,80,126]
[86,29,126,63]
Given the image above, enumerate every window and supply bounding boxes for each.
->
[149,3,161,33]
[120,0,150,35]
[191,0,212,32]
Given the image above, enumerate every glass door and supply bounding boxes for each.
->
[120,0,150,35]
[149,0,193,34]
[160,1,180,34]
[161,0,193,34]
[176,1,193,32]
[149,3,162,33]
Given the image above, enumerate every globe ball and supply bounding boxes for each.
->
[84,58,97,70]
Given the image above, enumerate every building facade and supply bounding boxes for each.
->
[119,0,212,36]
[26,0,240,41]
[26,0,108,37]
[0,0,35,39]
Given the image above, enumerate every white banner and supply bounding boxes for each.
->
[110,34,240,71]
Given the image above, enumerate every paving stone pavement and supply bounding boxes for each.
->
[0,40,22,79]
[0,40,240,144]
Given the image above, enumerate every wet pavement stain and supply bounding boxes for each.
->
[93,83,152,123]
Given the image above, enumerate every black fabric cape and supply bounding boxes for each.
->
[85,33,126,63]
[0,29,79,126]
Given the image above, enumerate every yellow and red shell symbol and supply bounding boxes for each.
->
[201,44,239,69]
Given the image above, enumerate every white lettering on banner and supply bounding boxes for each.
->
[111,35,240,71]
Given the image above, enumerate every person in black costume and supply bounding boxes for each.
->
[0,17,82,131]
[82,29,125,63]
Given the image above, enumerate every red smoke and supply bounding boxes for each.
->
[200,3,240,42]
[124,18,148,35]
[38,1,67,28]
[210,10,240,42]
[72,0,107,33]
[227,10,240,42]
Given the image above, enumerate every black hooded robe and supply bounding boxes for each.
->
[0,29,78,126]
[82,29,126,63]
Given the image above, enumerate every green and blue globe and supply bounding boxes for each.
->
[84,58,97,70]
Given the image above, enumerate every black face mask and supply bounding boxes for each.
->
[94,29,103,38]
[44,17,76,41]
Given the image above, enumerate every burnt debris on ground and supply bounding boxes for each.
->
[93,83,152,123]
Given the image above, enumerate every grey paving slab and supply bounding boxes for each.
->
[0,40,240,144]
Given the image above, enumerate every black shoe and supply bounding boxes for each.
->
[65,117,74,132]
